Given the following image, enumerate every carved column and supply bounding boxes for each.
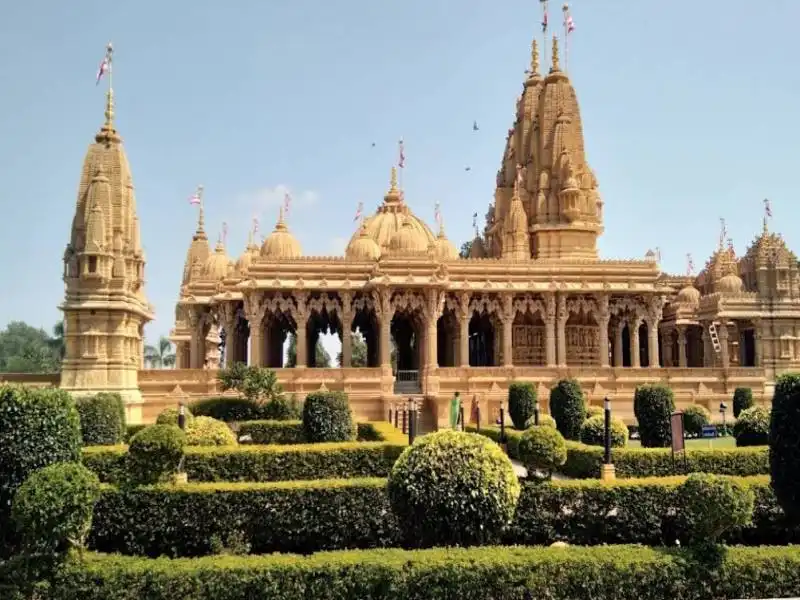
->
[753,321,762,367]
[647,297,663,368]
[244,294,264,367]
[341,293,353,368]
[426,290,444,368]
[630,317,641,368]
[661,328,673,367]
[221,303,238,368]
[376,289,393,369]
[614,321,624,367]
[188,310,204,369]
[677,326,688,367]
[294,294,308,368]
[500,294,514,367]
[458,293,470,367]
[597,295,610,367]
[719,322,730,369]
[556,294,568,366]
[701,324,713,367]
[545,293,557,367]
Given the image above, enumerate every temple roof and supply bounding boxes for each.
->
[261,207,302,259]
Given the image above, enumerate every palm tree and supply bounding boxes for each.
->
[144,336,176,369]
[50,320,65,360]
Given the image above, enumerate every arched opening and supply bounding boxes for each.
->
[233,307,249,364]
[741,328,756,367]
[436,309,458,367]
[305,300,340,368]
[391,312,420,372]
[469,312,496,366]
[264,310,295,368]
[351,298,380,367]
[621,323,632,367]
[512,309,545,366]
[566,306,599,366]
[638,322,650,367]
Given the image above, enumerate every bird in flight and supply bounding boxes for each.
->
[473,121,479,131]
[371,142,376,148]
[465,166,472,172]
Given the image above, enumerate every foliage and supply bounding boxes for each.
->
[185,416,238,446]
[633,384,675,447]
[733,387,754,418]
[75,392,126,445]
[16,545,800,599]
[237,420,400,445]
[0,386,82,519]
[302,391,356,443]
[674,473,754,545]
[285,333,332,368]
[518,425,567,479]
[215,365,297,422]
[388,430,520,547]
[144,336,176,369]
[586,405,604,419]
[12,462,100,554]
[682,404,711,437]
[507,382,536,429]
[0,320,63,373]
[126,425,186,485]
[769,372,800,522]
[458,240,473,258]
[580,414,629,448]
[190,396,265,422]
[156,406,194,426]
[335,331,369,367]
[734,405,770,447]
[523,413,556,429]
[548,378,586,440]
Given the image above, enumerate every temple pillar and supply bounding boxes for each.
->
[662,328,673,367]
[677,326,688,367]
[296,321,308,368]
[597,295,610,367]
[630,318,641,368]
[377,290,393,371]
[556,293,568,367]
[249,323,263,367]
[500,295,514,367]
[545,293,556,367]
[189,312,205,369]
[341,294,353,368]
[646,297,663,368]
[614,321,624,367]
[701,324,713,367]
[753,322,762,367]
[458,294,470,367]
[719,323,730,369]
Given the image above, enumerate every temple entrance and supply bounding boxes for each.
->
[391,313,419,372]
[638,322,650,367]
[436,309,458,367]
[264,311,294,368]
[305,299,341,368]
[469,312,496,366]
[740,328,756,367]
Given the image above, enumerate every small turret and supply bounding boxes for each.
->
[502,167,531,260]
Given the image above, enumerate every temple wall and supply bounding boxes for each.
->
[0,373,61,387]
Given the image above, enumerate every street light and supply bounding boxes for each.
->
[603,397,612,465]
[534,398,540,426]
[719,401,728,436]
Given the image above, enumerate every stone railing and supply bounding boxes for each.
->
[0,372,60,387]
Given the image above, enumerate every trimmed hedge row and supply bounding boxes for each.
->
[7,545,800,600]
[82,438,406,484]
[237,421,403,445]
[86,475,798,557]
[467,425,768,477]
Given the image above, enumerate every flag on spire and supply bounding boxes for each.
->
[434,202,442,227]
[563,3,575,33]
[540,0,549,33]
[687,253,695,276]
[353,201,364,222]
[96,43,113,85]
[221,222,228,245]
[188,186,202,206]
[764,198,772,218]
[253,217,260,236]
[398,139,405,169]
[283,191,292,215]
[472,212,478,230]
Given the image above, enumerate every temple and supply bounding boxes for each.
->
[53,35,800,426]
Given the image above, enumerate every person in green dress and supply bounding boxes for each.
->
[449,391,462,430]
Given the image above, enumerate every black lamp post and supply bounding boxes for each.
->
[719,401,728,436]
[603,397,612,465]
[177,402,186,431]
[534,399,540,426]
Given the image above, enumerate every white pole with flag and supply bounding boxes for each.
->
[189,185,204,229]
[434,201,442,230]
[562,3,575,72]
[540,0,549,69]
[687,253,694,277]
[397,138,405,194]
[283,191,292,217]
[354,201,364,223]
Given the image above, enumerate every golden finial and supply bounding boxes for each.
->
[389,166,399,192]
[551,35,560,72]
[104,89,115,127]
[195,185,205,232]
[718,217,727,251]
[530,39,540,75]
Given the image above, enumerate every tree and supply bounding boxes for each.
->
[459,241,472,259]
[0,321,62,373]
[336,331,369,367]
[285,333,331,368]
[50,320,65,361]
[144,336,176,369]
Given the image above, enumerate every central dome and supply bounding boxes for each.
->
[346,167,435,254]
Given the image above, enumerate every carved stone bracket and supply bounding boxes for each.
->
[426,289,446,321]
[470,294,502,317]
[545,293,556,323]
[646,295,665,324]
[391,290,426,316]
[513,294,546,320]
[556,294,568,322]
[566,295,598,317]
[306,293,341,318]
[596,294,610,324]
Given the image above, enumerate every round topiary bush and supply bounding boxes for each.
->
[548,379,586,440]
[12,462,100,554]
[579,414,629,448]
[674,473,754,545]
[185,416,237,446]
[734,405,770,447]
[771,373,800,522]
[156,405,194,427]
[682,404,711,437]
[75,392,126,445]
[508,382,537,430]
[387,430,520,548]
[190,396,263,422]
[127,424,186,485]
[733,387,754,418]
[633,384,675,447]
[0,386,82,514]
[260,395,302,420]
[517,425,568,479]
[302,391,356,443]
[524,413,556,429]
[586,405,604,419]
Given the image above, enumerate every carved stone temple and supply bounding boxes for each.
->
[47,34,800,426]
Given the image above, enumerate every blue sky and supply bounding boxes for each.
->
[1,0,799,357]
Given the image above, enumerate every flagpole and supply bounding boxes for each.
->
[541,0,548,70]
[562,4,569,73]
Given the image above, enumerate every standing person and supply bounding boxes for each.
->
[471,394,480,425]
[449,392,461,430]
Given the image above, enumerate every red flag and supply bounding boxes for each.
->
[188,185,202,206]
[434,202,442,227]
[95,43,113,85]
[353,201,364,222]
[398,139,405,169]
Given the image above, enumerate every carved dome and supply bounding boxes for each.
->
[468,236,487,259]
[346,221,381,261]
[202,240,231,281]
[717,273,744,294]
[181,221,211,286]
[235,240,259,275]
[433,225,459,260]
[389,220,429,254]
[346,167,436,253]
[676,284,700,305]
[261,208,302,259]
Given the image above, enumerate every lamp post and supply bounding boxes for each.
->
[600,396,616,481]
[534,399,540,426]
[175,402,188,485]
[719,401,728,436]
[407,397,416,444]
[177,402,186,431]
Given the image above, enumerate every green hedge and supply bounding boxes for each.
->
[237,421,400,445]
[467,425,768,478]
[84,474,799,556]
[9,545,800,599]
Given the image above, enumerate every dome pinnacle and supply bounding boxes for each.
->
[551,35,560,72]
[530,39,540,76]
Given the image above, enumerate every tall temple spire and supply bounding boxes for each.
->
[61,50,153,422]
[551,35,560,72]
[530,38,540,76]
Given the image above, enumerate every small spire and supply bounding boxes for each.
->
[530,39,540,75]
[718,217,727,252]
[551,35,560,72]
[389,166,399,192]
[104,89,115,127]
[196,185,205,233]
[275,205,288,231]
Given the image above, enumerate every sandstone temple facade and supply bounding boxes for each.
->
[48,35,800,426]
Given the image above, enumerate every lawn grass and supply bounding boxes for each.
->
[627,435,737,449]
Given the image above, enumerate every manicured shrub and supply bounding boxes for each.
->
[12,462,100,554]
[185,416,237,446]
[734,405,770,447]
[74,392,126,446]
[682,404,711,437]
[633,384,675,447]
[524,413,556,429]
[586,405,604,419]
[190,397,263,422]
[517,425,567,479]
[302,391,356,443]
[388,430,520,547]
[733,387,754,418]
[156,406,194,426]
[548,378,586,440]
[0,386,82,517]
[674,473,754,545]
[770,372,800,522]
[507,382,536,429]
[127,425,186,485]
[215,363,300,420]
[237,420,305,444]
[580,414,629,448]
